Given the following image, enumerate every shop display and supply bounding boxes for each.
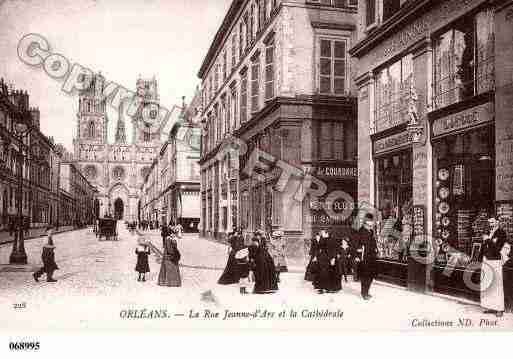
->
[438,187,450,199]
[438,202,450,214]
[438,168,450,181]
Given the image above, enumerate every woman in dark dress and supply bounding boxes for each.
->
[135,241,151,282]
[502,242,513,313]
[218,232,246,285]
[33,227,59,283]
[305,233,321,283]
[158,232,182,287]
[249,232,278,294]
[314,231,341,293]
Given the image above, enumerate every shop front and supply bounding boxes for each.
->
[429,101,495,301]
[372,130,414,287]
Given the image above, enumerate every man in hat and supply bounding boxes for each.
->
[352,213,378,300]
[33,226,59,283]
[481,217,508,317]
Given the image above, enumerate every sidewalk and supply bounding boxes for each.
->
[0,225,78,246]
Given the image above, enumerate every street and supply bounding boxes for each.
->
[1,226,512,331]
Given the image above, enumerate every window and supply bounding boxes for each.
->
[319,38,347,95]
[225,95,231,135]
[231,33,238,68]
[366,0,377,27]
[251,54,260,112]
[249,4,255,44]
[375,54,413,132]
[143,124,151,142]
[383,0,401,22]
[215,64,220,93]
[240,70,248,123]
[433,9,494,110]
[230,87,238,131]
[315,0,352,7]
[245,12,251,51]
[315,121,348,160]
[258,0,265,30]
[239,22,245,58]
[264,39,275,100]
[88,121,95,138]
[222,50,227,82]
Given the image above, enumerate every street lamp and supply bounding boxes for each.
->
[9,113,34,265]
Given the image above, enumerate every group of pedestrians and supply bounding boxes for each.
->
[305,213,377,300]
[134,225,183,288]
[218,229,287,295]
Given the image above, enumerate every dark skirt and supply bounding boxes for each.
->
[304,258,317,282]
[158,257,181,287]
[135,253,150,273]
[313,254,342,292]
[504,260,513,312]
[253,251,278,294]
[218,254,250,285]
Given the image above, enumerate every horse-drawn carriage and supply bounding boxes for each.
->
[97,218,118,241]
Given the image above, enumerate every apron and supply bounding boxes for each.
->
[481,259,505,311]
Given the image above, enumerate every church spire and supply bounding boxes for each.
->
[115,110,127,144]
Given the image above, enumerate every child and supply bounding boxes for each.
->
[135,239,151,282]
[33,226,59,283]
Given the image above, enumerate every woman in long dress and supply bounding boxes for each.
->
[502,242,513,313]
[249,232,278,294]
[218,232,246,285]
[268,230,288,282]
[481,217,507,317]
[158,232,182,287]
[305,233,321,283]
[314,230,341,293]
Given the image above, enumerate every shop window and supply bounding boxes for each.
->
[433,9,494,110]
[433,125,495,266]
[375,54,413,132]
[319,38,347,95]
[231,33,238,68]
[375,149,413,262]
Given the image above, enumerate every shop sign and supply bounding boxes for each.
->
[374,131,412,155]
[432,102,494,138]
[311,166,358,179]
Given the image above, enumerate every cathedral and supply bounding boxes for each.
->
[73,74,163,221]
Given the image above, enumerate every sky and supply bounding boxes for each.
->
[0,0,231,151]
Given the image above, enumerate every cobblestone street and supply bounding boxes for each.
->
[1,226,512,331]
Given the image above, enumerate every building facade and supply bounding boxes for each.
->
[351,0,511,300]
[198,0,359,260]
[73,74,163,221]
[0,77,97,231]
[140,95,201,231]
[59,161,97,227]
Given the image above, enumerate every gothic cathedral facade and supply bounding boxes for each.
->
[73,74,163,221]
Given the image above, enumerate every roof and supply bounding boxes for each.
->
[197,0,245,79]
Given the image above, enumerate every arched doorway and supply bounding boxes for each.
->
[114,198,124,220]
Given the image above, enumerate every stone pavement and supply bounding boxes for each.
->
[0,226,512,331]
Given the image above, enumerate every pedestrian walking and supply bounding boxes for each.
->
[502,242,513,313]
[248,231,278,294]
[481,217,508,317]
[157,229,182,287]
[268,230,288,283]
[352,214,378,300]
[313,230,341,294]
[135,239,151,282]
[33,226,59,283]
[305,232,321,283]
[218,231,245,285]
[337,238,350,284]
[160,224,168,248]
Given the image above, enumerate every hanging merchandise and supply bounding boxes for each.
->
[452,164,465,196]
